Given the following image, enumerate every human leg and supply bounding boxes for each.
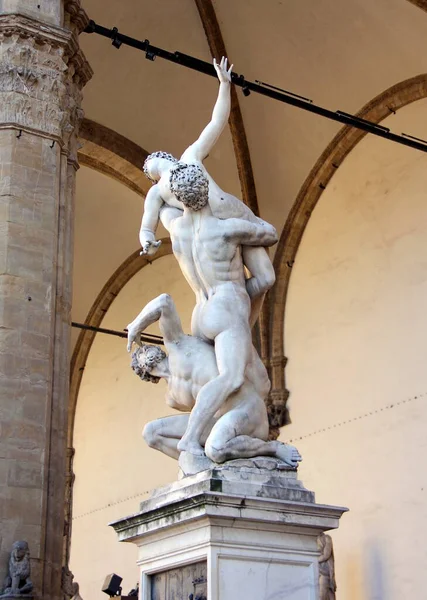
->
[177,326,252,455]
[204,409,301,466]
[143,415,189,460]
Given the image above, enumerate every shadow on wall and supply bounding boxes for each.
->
[344,540,388,600]
[365,540,388,600]
[345,553,362,600]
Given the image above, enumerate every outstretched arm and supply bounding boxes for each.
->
[180,57,233,163]
[127,294,184,351]
[139,185,164,256]
[222,217,278,247]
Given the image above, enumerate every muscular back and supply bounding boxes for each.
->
[170,210,247,298]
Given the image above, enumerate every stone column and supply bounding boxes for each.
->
[0,2,92,599]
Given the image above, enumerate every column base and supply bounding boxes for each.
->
[111,457,347,600]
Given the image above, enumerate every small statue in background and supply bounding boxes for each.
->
[1,541,33,597]
[317,533,336,600]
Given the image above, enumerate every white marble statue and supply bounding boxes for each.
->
[139,58,275,330]
[127,294,301,467]
[138,58,279,456]
[317,533,337,600]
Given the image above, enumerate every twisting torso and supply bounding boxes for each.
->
[164,334,270,416]
[158,161,251,342]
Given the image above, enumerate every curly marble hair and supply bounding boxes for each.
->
[143,151,178,183]
[169,163,209,211]
[131,344,167,384]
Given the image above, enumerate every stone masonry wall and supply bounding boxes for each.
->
[0,3,91,599]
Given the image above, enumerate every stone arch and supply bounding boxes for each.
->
[77,118,150,197]
[268,74,427,424]
[64,241,172,567]
[68,239,172,448]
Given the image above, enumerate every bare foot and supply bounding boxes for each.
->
[275,443,302,468]
[177,438,205,456]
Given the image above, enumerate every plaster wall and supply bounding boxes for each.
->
[70,254,193,600]
[71,167,164,347]
[283,101,427,599]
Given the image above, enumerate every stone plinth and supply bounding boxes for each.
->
[111,459,347,600]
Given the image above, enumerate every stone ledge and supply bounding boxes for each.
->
[111,489,347,542]
[110,462,347,544]
[0,13,71,45]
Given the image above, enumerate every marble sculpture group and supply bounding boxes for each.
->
[127,58,301,468]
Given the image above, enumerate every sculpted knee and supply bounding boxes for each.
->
[204,441,226,464]
[261,267,276,290]
[228,374,245,394]
[142,421,159,448]
[158,293,173,306]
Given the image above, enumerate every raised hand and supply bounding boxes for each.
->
[213,56,233,84]
[140,239,162,256]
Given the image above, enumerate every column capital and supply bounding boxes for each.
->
[0,12,92,162]
[64,0,90,35]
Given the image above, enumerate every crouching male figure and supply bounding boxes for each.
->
[127,294,301,467]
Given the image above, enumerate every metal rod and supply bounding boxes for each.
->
[255,80,313,103]
[71,321,164,345]
[84,20,427,155]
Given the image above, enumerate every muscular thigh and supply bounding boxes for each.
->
[206,400,268,449]
[156,415,189,438]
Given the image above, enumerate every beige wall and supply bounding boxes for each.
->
[70,254,193,599]
[282,100,427,599]
[71,93,427,598]
[71,166,157,348]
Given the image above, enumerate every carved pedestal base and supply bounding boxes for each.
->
[111,460,347,600]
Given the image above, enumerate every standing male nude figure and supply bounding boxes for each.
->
[138,58,278,456]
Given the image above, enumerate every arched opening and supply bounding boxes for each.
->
[70,253,194,597]
[282,98,427,599]
[269,74,427,423]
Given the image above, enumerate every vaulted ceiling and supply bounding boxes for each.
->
[74,0,427,339]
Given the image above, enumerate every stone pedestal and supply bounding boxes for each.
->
[111,459,347,600]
